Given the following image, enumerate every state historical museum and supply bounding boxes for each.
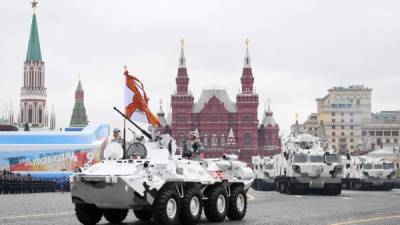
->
[160,40,281,163]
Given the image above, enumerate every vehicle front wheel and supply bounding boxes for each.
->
[103,209,128,223]
[204,185,228,222]
[75,204,103,225]
[133,209,152,221]
[152,187,180,225]
[227,186,247,220]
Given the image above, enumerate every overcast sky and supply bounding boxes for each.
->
[1,0,399,135]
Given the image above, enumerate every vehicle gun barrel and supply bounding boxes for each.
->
[113,107,152,140]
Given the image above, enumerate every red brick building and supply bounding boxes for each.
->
[161,40,280,164]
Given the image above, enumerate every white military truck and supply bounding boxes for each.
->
[274,134,343,195]
[70,108,254,225]
[342,155,396,190]
[251,156,276,191]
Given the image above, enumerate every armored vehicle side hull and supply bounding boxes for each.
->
[71,154,254,225]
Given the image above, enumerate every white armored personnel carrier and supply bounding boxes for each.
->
[274,133,343,195]
[251,156,276,191]
[70,108,254,225]
[342,155,396,190]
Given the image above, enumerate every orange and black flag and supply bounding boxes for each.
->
[124,67,160,127]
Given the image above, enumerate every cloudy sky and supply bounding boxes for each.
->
[1,0,399,135]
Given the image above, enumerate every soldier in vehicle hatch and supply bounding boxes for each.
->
[111,128,124,144]
[183,129,203,160]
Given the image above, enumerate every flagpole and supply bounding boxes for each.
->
[123,118,126,152]
[123,65,127,153]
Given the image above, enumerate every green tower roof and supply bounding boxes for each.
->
[26,13,42,61]
[76,80,83,91]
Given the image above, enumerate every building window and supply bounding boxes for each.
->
[340,112,345,116]
[386,139,390,144]
[211,134,218,146]
[346,104,352,108]
[350,125,354,129]
[38,108,42,124]
[350,139,354,143]
[332,112,336,116]
[268,136,273,145]
[309,127,312,132]
[332,104,338,109]
[392,131,399,136]
[332,139,336,142]
[340,119,345,123]
[350,132,354,136]
[369,131,375,136]
[341,132,345,136]
[332,125,336,129]
[376,131,383,136]
[332,132,336,136]
[350,112,354,116]
[350,145,354,149]
[384,131,391,136]
[179,133,185,147]
[332,119,336,123]
[332,145,336,150]
[395,139,398,144]
[203,134,208,146]
[350,119,354,123]
[28,106,33,123]
[244,133,252,145]
[221,134,225,146]
[341,125,345,129]
[362,131,366,136]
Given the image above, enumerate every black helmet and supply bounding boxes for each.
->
[113,128,121,133]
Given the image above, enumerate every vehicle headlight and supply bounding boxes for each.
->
[387,171,396,179]
[334,166,342,174]
[292,165,301,173]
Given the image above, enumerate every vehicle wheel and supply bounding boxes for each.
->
[227,186,247,220]
[293,184,307,195]
[324,184,340,196]
[278,181,286,193]
[75,204,103,225]
[286,182,294,195]
[336,184,342,195]
[133,209,152,221]
[204,185,228,222]
[152,187,180,225]
[103,209,128,223]
[275,181,280,192]
[179,186,202,225]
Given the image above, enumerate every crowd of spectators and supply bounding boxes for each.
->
[0,169,70,194]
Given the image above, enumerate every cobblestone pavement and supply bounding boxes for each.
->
[0,189,399,225]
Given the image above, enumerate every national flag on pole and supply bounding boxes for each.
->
[124,68,160,127]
